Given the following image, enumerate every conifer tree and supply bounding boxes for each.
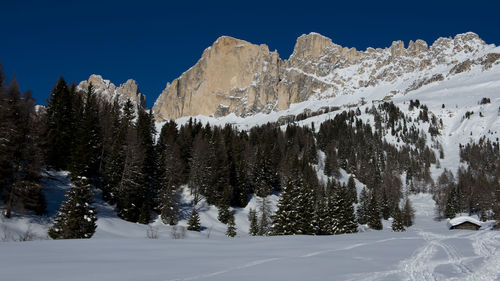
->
[48,176,97,239]
[102,99,126,203]
[271,162,315,235]
[248,208,259,236]
[315,187,333,235]
[335,183,358,234]
[392,206,405,232]
[347,175,358,203]
[258,197,272,236]
[367,191,383,230]
[189,134,213,204]
[226,212,237,237]
[217,201,231,224]
[381,190,392,220]
[1,78,45,218]
[69,84,102,178]
[402,197,415,227]
[253,146,275,197]
[187,207,201,231]
[116,144,148,223]
[44,77,75,170]
[356,187,370,225]
[156,121,182,225]
[445,186,459,219]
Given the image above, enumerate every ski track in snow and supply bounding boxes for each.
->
[165,258,280,281]
[353,228,500,281]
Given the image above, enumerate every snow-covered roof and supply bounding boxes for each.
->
[448,216,482,228]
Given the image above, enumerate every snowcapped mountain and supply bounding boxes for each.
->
[81,32,499,133]
[151,32,500,121]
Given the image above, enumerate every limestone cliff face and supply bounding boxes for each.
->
[77,75,146,109]
[153,36,281,119]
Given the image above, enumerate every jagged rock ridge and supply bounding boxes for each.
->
[81,33,499,121]
[77,74,146,109]
[152,32,499,121]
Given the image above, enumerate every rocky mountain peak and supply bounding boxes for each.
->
[78,75,146,109]
[291,32,335,59]
[407,39,428,57]
[152,35,281,120]
[150,32,498,121]
[390,40,406,57]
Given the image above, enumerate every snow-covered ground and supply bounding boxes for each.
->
[1,193,499,281]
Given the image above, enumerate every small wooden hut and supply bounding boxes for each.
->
[448,217,481,230]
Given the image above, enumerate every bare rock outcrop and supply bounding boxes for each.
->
[153,36,281,119]
[78,75,146,109]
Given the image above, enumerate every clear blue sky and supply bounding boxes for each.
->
[1,0,498,107]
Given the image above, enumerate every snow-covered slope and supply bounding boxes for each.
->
[2,193,499,281]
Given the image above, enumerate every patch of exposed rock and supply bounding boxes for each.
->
[78,75,146,109]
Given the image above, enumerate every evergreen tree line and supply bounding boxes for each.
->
[2,72,426,238]
[434,138,500,221]
[317,104,434,222]
[0,67,45,218]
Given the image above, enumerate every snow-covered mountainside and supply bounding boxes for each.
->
[168,56,500,177]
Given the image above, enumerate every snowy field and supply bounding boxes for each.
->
[1,194,499,281]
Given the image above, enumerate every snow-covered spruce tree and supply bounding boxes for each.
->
[334,183,358,234]
[324,181,340,234]
[258,196,272,235]
[323,143,338,177]
[314,187,333,235]
[356,187,370,225]
[347,175,358,204]
[402,197,415,227]
[271,173,300,235]
[367,191,383,230]
[187,207,201,232]
[381,190,391,220]
[157,183,180,225]
[155,121,182,225]
[116,144,148,223]
[48,176,97,239]
[444,185,459,219]
[248,208,259,236]
[104,99,135,206]
[392,206,405,232]
[226,212,237,237]
[114,106,155,224]
[188,134,213,204]
[271,162,315,235]
[217,201,231,224]
[253,145,275,197]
